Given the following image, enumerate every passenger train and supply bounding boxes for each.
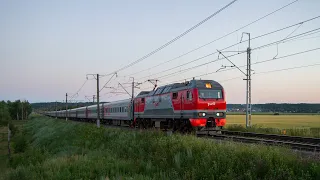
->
[44,79,227,132]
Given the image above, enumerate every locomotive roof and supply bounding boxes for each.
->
[136,79,223,98]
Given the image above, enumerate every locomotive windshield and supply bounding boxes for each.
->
[198,89,222,99]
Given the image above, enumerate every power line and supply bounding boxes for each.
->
[105,0,239,75]
[217,63,320,84]
[252,27,320,51]
[69,79,88,101]
[138,27,320,82]
[124,0,301,77]
[99,73,117,92]
[134,17,320,81]
[162,28,320,79]
[255,63,320,75]
[137,62,320,92]
[144,47,320,89]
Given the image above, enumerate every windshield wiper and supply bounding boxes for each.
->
[200,97,206,101]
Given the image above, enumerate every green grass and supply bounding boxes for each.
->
[2,116,320,180]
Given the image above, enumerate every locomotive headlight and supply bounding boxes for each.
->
[198,112,206,117]
[216,112,224,117]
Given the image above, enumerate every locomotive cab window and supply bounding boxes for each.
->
[141,98,145,103]
[172,92,178,99]
[198,89,223,99]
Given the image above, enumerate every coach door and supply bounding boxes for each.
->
[180,92,184,118]
[101,103,104,119]
[85,107,88,119]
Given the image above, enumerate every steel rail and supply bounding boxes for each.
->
[197,129,320,152]
[203,129,320,144]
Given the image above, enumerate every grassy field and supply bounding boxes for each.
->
[226,114,320,128]
[1,116,320,179]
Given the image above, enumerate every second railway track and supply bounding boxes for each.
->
[197,129,320,152]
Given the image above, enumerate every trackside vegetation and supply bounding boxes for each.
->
[3,116,320,180]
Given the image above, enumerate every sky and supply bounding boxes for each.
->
[0,0,320,104]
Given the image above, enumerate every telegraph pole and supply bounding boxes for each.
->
[97,74,100,128]
[242,32,252,128]
[129,77,142,122]
[87,72,117,128]
[65,93,68,121]
[55,101,57,119]
[21,100,24,120]
[119,78,141,122]
[217,35,252,128]
[131,77,134,122]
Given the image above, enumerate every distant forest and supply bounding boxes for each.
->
[31,102,320,113]
[227,103,320,113]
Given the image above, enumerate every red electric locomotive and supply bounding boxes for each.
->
[133,78,226,132]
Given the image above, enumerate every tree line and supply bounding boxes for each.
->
[227,103,320,113]
[0,100,32,124]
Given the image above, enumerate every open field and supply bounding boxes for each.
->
[226,114,320,128]
[1,116,320,179]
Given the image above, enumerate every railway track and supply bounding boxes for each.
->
[196,129,320,152]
